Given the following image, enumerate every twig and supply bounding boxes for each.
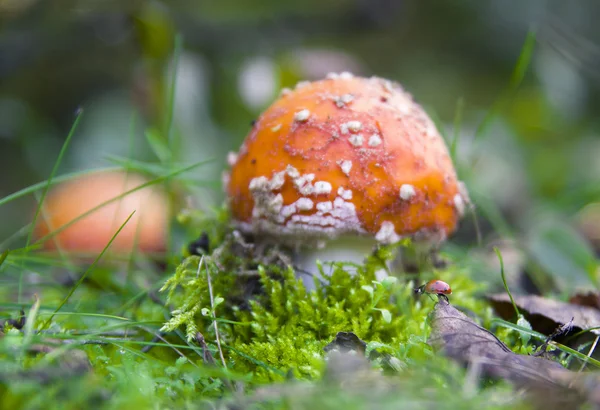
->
[292,264,327,285]
[198,256,227,369]
[195,332,217,366]
[533,318,574,357]
[154,332,195,366]
[195,332,235,392]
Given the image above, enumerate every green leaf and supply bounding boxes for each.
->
[379,309,392,323]
[381,276,398,290]
[165,366,179,376]
[361,285,374,299]
[175,357,188,367]
[516,315,532,346]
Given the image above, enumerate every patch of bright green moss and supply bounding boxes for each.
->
[161,220,490,386]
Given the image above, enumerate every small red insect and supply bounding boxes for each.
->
[414,279,452,302]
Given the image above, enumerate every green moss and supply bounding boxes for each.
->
[160,219,490,386]
[0,207,530,409]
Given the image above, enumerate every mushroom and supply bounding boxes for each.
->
[224,73,468,285]
[34,171,170,260]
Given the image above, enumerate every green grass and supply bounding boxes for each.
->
[0,212,504,409]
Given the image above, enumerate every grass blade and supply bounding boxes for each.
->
[145,127,172,163]
[492,318,600,369]
[41,211,136,329]
[451,97,465,162]
[21,295,41,352]
[26,110,83,248]
[0,166,122,208]
[494,247,520,319]
[19,110,83,303]
[166,33,183,144]
[0,250,8,269]
[474,28,537,141]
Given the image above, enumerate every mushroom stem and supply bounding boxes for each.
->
[292,236,389,290]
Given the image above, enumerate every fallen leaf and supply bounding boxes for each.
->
[429,300,600,409]
[429,300,565,382]
[488,293,600,336]
[569,292,600,310]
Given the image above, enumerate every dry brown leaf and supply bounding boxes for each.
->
[429,300,565,382]
[488,293,600,336]
[569,292,600,310]
[429,300,600,409]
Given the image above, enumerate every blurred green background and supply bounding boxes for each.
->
[1,0,599,293]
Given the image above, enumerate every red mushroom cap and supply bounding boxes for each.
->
[34,171,169,257]
[225,73,468,246]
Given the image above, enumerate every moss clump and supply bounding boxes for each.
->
[161,220,489,387]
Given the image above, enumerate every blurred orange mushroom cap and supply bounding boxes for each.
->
[34,171,170,257]
[225,73,468,247]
